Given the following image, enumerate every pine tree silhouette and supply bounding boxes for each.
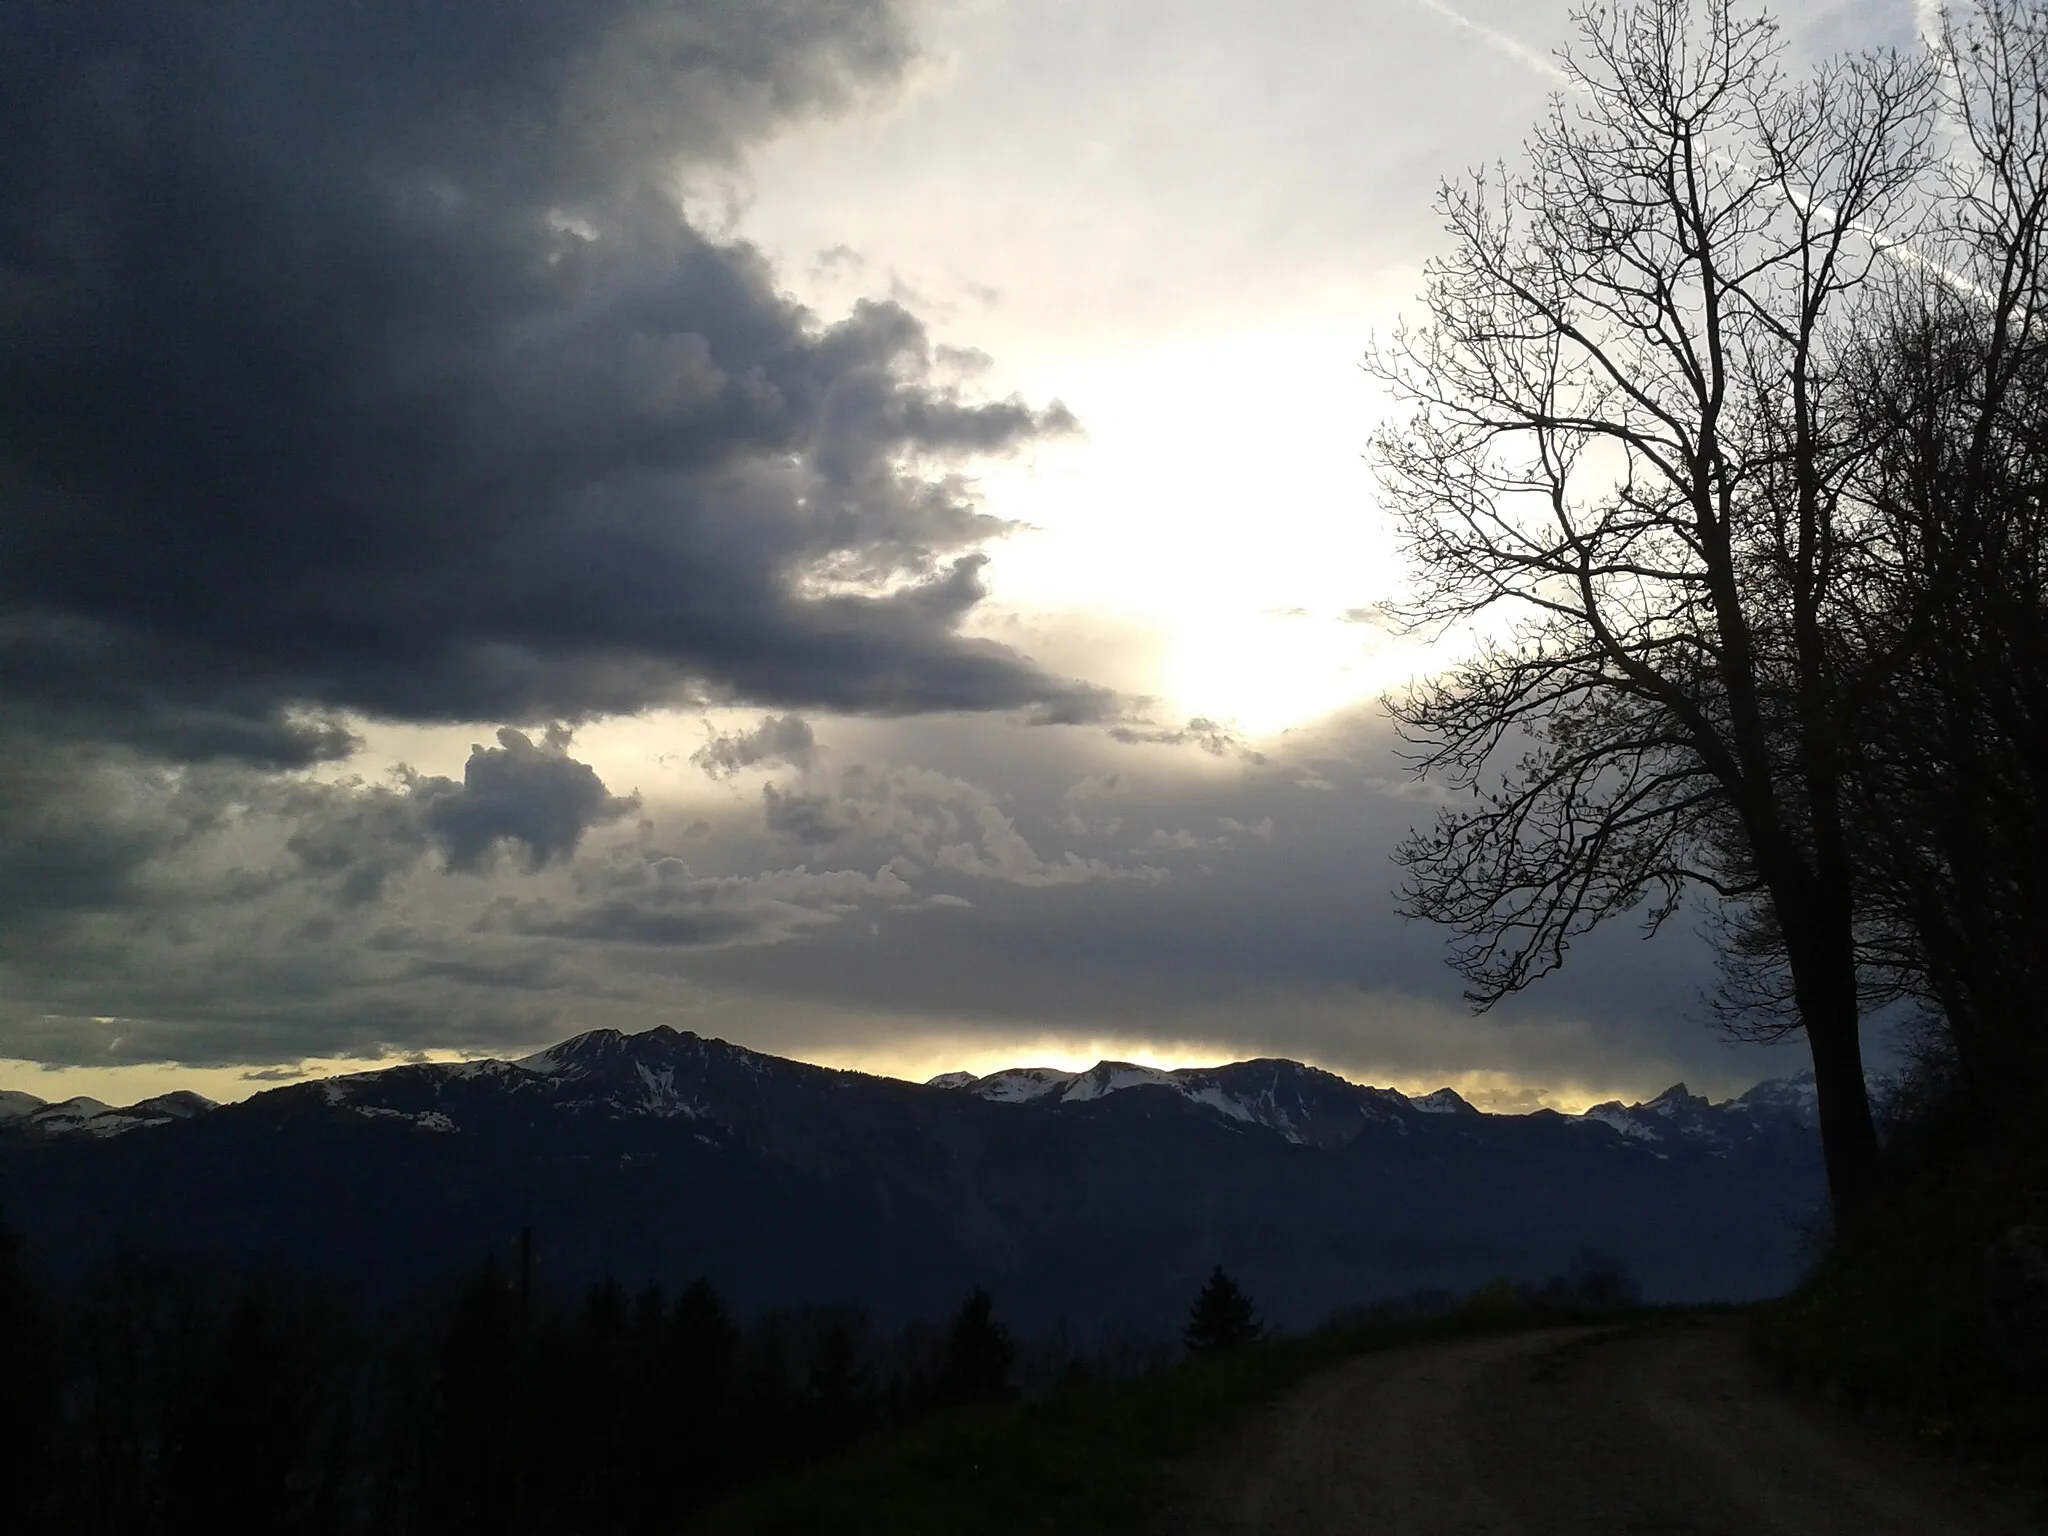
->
[163,1291,304,1536]
[939,1286,1015,1404]
[1183,1265,1262,1354]
[0,1208,53,1525]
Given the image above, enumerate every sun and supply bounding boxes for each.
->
[1159,607,1382,737]
[968,319,1419,737]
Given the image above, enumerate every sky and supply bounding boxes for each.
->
[0,0,1934,1114]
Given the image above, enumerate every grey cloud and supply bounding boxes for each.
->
[507,857,916,948]
[932,803,1167,888]
[665,709,1802,1097]
[691,714,818,778]
[0,0,1101,769]
[934,345,995,377]
[1139,818,1271,854]
[518,904,772,948]
[1340,606,1395,629]
[284,778,440,906]
[764,760,1163,886]
[429,729,642,872]
[1052,772,1126,836]
[0,746,199,926]
[763,786,861,845]
[1143,827,1224,852]
[1109,716,1265,762]
[277,729,641,891]
[0,706,1794,1099]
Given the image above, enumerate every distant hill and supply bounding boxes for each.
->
[0,1027,1824,1331]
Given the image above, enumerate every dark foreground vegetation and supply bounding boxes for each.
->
[0,1223,1047,1536]
[1753,1057,2048,1464]
[0,1215,1642,1536]
[692,1260,1645,1536]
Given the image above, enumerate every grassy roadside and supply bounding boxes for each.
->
[689,1305,1636,1536]
[1748,1157,2048,1466]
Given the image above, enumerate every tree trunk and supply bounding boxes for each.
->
[1791,924,1881,1220]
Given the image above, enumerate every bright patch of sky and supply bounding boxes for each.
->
[731,0,1574,736]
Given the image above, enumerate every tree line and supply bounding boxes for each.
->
[0,1215,1285,1535]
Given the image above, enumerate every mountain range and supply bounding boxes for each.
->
[0,1027,1825,1332]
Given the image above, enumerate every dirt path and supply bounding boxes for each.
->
[1167,1318,2043,1535]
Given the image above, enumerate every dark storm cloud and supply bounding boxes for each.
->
[428,728,641,872]
[0,0,1097,765]
[504,859,914,949]
[0,743,209,925]
[273,728,640,898]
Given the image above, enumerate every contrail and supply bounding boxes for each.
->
[1408,0,1987,301]
[1411,0,1572,85]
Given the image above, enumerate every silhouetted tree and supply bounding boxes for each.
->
[1184,1266,1262,1354]
[162,1291,307,1536]
[1369,0,1940,1217]
[0,1208,53,1525]
[417,1255,526,1536]
[1696,1,2048,1142]
[938,1286,1014,1405]
[794,1305,876,1455]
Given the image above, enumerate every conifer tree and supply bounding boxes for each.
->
[0,1208,52,1523]
[939,1286,1014,1404]
[1184,1265,1262,1354]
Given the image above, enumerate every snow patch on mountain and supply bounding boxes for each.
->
[1411,1088,1476,1115]
[629,1061,704,1119]
[1061,1063,1176,1103]
[930,1048,1821,1157]
[971,1067,1081,1103]
[0,1089,219,1140]
[1583,1104,1659,1140]
[350,1104,457,1132]
[1185,1084,1263,1124]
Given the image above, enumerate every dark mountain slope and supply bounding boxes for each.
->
[0,1027,1824,1330]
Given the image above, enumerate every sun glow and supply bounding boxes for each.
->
[965,319,1421,735]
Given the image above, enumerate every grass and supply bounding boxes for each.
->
[689,1303,1633,1536]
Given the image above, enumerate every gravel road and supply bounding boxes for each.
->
[1167,1318,2043,1535]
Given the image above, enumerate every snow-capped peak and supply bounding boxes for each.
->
[1410,1088,1477,1115]
[1730,1070,1820,1127]
[966,1067,1082,1104]
[2,1089,221,1141]
[516,1027,632,1077]
[1059,1061,1176,1103]
[929,1056,1439,1148]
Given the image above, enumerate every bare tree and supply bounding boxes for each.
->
[1369,0,1936,1216]
[1832,0,2048,1119]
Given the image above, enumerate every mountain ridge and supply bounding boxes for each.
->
[1,1026,1817,1160]
[0,1026,1826,1329]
